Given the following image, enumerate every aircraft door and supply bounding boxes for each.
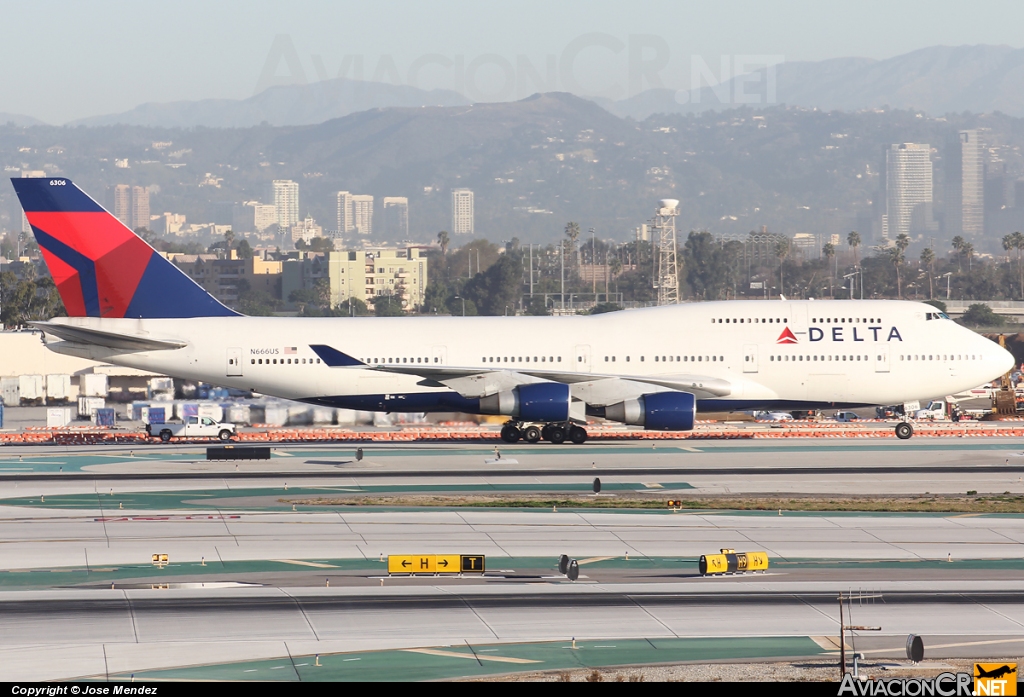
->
[743,344,758,373]
[226,347,243,377]
[874,345,890,373]
[574,345,592,373]
[431,345,447,365]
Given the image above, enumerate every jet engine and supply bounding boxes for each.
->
[479,382,570,422]
[604,391,696,431]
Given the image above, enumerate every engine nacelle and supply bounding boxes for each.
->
[479,382,570,422]
[605,391,696,431]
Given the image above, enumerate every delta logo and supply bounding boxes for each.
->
[776,327,798,344]
[975,663,1017,696]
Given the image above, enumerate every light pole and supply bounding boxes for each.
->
[454,295,465,316]
[940,272,953,300]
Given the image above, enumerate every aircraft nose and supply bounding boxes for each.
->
[997,340,1016,375]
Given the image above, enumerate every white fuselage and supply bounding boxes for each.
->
[43,300,1013,412]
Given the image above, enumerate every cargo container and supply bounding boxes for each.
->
[77,396,105,419]
[335,409,357,426]
[45,374,72,404]
[46,408,73,428]
[93,408,115,427]
[81,373,109,398]
[264,405,288,426]
[197,403,223,422]
[226,405,251,425]
[312,407,335,425]
[287,405,312,425]
[180,403,199,420]
[19,375,44,405]
[148,407,166,424]
[1,378,18,407]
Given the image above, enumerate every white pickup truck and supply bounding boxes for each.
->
[147,416,237,442]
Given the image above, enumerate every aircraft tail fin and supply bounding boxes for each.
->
[10,177,239,318]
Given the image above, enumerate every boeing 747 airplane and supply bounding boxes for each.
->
[10,177,1015,443]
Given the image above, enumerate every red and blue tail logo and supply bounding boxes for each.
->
[10,178,238,318]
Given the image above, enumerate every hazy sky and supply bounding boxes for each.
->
[3,0,1023,124]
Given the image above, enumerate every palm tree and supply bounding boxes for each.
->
[888,246,906,299]
[1013,231,1024,298]
[920,247,935,299]
[437,230,450,257]
[963,242,974,272]
[822,242,836,296]
[951,235,965,272]
[774,238,790,295]
[847,231,861,268]
[564,222,581,273]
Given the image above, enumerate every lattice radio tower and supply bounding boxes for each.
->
[651,198,680,305]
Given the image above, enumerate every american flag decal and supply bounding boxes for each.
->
[284,347,297,354]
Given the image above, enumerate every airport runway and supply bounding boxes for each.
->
[2,439,1024,680]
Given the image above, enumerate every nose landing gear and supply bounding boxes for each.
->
[895,421,914,440]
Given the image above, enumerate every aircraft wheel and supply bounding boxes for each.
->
[895,422,914,440]
[523,426,542,443]
[547,426,566,444]
[569,425,587,444]
[159,430,172,443]
[500,424,522,443]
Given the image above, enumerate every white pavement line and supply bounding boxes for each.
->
[404,648,540,664]
[859,637,1024,655]
[272,559,339,569]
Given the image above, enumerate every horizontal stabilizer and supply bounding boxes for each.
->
[30,322,187,352]
[310,344,366,367]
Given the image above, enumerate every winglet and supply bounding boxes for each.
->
[309,344,365,367]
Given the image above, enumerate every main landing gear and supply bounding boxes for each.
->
[500,422,588,444]
[895,421,914,440]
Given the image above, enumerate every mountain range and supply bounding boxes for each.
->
[16,44,1023,128]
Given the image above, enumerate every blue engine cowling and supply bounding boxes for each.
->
[478,382,570,422]
[604,391,696,431]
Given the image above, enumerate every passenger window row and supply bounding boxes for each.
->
[900,354,977,361]
[252,358,321,365]
[771,355,869,362]
[713,317,787,324]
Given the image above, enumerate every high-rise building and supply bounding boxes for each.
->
[945,130,984,240]
[352,195,374,236]
[451,188,474,235]
[131,186,150,232]
[233,202,277,234]
[883,143,934,240]
[270,180,300,229]
[110,185,132,228]
[107,184,150,230]
[336,191,354,234]
[382,197,409,238]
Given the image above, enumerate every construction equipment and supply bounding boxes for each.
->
[993,335,1016,415]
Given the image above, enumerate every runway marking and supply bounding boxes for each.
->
[678,447,703,453]
[858,637,1024,655]
[810,636,851,651]
[271,559,339,569]
[404,648,539,664]
[577,557,617,565]
[642,483,663,489]
[950,513,984,518]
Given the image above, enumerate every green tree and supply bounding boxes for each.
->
[235,239,253,259]
[373,292,406,316]
[437,230,450,257]
[960,303,1004,327]
[951,235,965,272]
[296,237,334,253]
[564,222,581,274]
[224,229,235,250]
[920,247,935,299]
[822,242,836,296]
[847,231,861,268]
[464,248,525,315]
[589,302,622,314]
[683,231,736,300]
[774,238,790,295]
[923,299,947,313]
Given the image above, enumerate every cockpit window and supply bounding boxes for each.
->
[925,312,951,320]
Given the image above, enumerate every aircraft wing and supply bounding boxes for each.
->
[309,344,733,401]
[30,321,187,352]
[366,364,732,401]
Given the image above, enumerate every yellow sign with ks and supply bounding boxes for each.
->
[387,554,486,575]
